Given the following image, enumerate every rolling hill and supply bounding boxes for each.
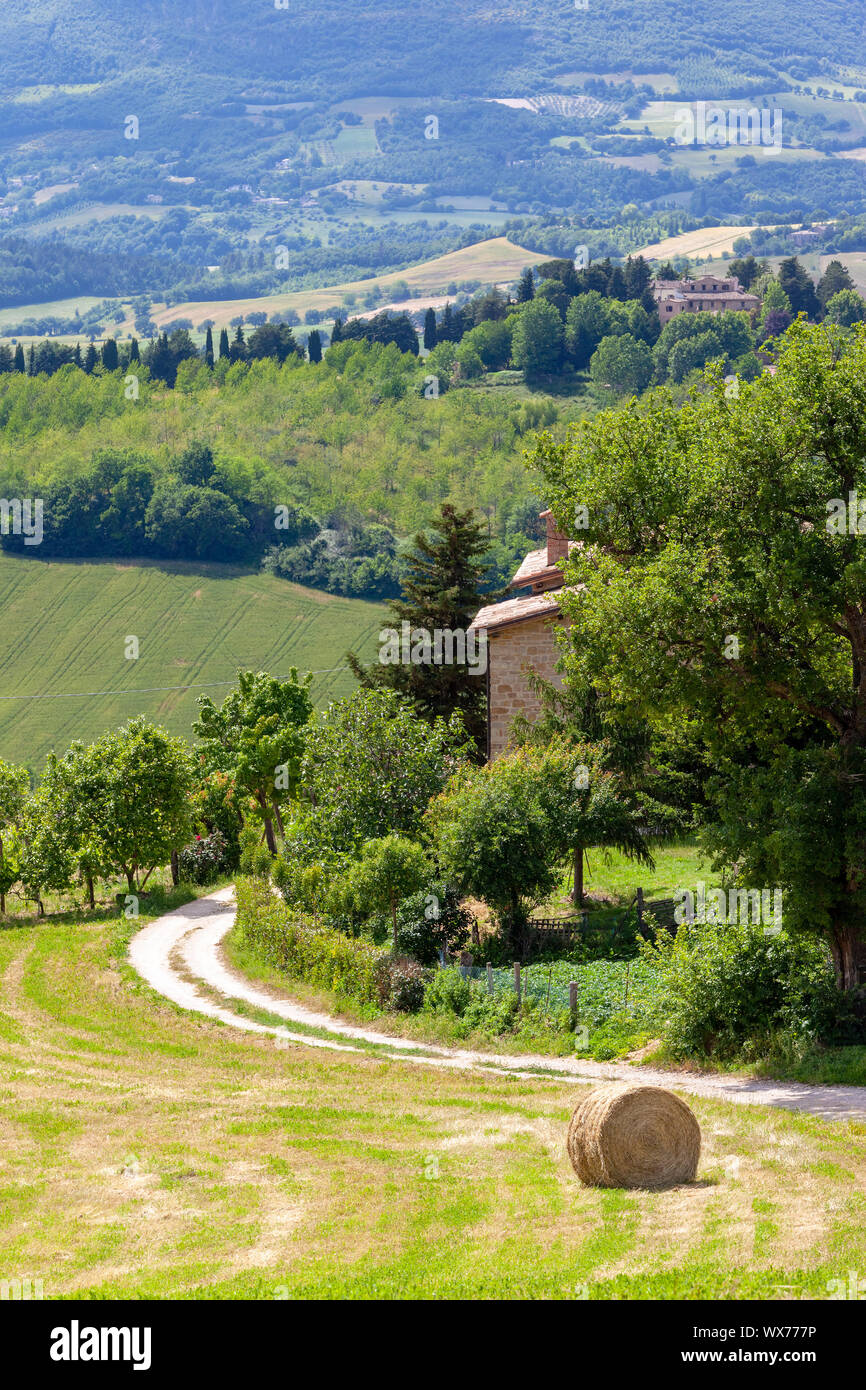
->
[0,554,383,772]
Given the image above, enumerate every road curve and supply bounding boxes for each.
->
[129,888,866,1122]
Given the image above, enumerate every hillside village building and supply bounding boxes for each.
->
[469,510,572,760]
[652,273,759,321]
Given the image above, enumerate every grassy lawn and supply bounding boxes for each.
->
[540,840,716,912]
[1,893,865,1298]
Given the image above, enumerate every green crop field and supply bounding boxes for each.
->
[0,554,383,772]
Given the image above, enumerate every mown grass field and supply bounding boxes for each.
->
[1,887,865,1299]
[0,553,382,772]
[148,237,548,333]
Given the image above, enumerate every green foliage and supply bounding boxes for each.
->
[532,319,866,988]
[235,874,384,1007]
[49,716,195,891]
[817,259,856,308]
[653,309,753,382]
[18,781,75,910]
[427,747,562,935]
[300,687,471,853]
[590,333,654,395]
[347,503,492,752]
[338,834,430,948]
[177,831,232,886]
[511,298,565,375]
[647,924,856,1059]
[387,882,473,965]
[825,289,866,328]
[194,668,313,853]
[373,954,427,1012]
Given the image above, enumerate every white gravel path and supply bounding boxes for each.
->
[128,887,866,1122]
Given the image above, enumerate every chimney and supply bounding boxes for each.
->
[540,509,569,568]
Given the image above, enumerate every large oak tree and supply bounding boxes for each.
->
[532,320,866,990]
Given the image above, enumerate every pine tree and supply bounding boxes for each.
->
[307,329,322,363]
[608,265,628,300]
[777,257,821,319]
[218,327,230,359]
[817,259,856,310]
[346,505,493,754]
[13,345,25,373]
[623,255,651,301]
[204,326,215,368]
[331,317,344,344]
[516,267,535,303]
[423,307,437,349]
[101,338,119,371]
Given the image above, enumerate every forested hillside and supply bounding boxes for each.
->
[2,0,863,95]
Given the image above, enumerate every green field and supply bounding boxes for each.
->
[0,554,383,771]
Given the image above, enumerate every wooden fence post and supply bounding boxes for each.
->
[513,961,521,1004]
[486,962,493,995]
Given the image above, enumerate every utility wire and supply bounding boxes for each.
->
[0,667,350,703]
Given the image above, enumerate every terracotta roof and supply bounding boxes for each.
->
[509,541,579,589]
[469,590,565,633]
[657,290,758,303]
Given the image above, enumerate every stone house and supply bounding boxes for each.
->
[652,273,759,321]
[469,510,572,760]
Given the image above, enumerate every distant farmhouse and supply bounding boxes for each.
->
[470,511,573,760]
[651,273,759,322]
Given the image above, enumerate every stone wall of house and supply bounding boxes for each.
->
[488,614,564,759]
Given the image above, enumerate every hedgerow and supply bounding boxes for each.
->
[235,875,384,1007]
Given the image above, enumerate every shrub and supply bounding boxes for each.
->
[422,965,473,1017]
[648,923,858,1060]
[177,830,232,885]
[235,875,384,1006]
[422,966,558,1040]
[238,824,274,878]
[373,882,473,964]
[374,954,426,1012]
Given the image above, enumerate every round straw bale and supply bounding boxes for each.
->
[567,1084,700,1189]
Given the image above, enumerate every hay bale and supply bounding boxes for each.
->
[567,1084,701,1189]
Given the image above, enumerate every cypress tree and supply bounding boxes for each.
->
[423,307,437,349]
[27,345,35,376]
[218,327,230,359]
[13,345,25,373]
[101,338,119,371]
[73,344,83,369]
[129,337,140,363]
[83,342,98,373]
[204,325,215,368]
[229,325,247,363]
[346,504,493,755]
[330,316,343,344]
[307,329,322,363]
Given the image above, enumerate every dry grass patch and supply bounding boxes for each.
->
[0,896,865,1298]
